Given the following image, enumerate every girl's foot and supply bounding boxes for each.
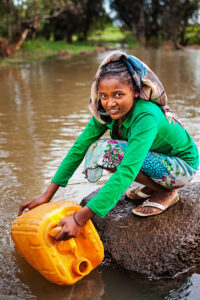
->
[126,186,153,200]
[133,190,178,216]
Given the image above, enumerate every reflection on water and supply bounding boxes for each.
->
[0,49,200,299]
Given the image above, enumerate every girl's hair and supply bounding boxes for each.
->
[98,60,138,93]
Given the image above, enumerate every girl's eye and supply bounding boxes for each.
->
[100,94,107,100]
[115,93,122,97]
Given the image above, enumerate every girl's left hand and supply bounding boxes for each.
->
[55,216,81,241]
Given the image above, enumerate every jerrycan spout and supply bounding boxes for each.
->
[72,258,92,276]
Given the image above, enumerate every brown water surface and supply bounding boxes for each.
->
[0,48,200,299]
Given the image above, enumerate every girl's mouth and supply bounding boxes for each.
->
[108,108,120,115]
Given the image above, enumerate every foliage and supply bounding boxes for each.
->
[184,24,200,44]
[111,0,146,43]
[39,0,106,43]
[0,0,106,43]
[110,0,200,46]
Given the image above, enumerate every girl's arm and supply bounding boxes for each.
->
[87,113,158,218]
[18,117,107,216]
[52,117,107,187]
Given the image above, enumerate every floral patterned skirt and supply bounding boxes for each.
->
[83,138,198,190]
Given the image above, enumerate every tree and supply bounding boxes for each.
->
[0,0,51,57]
[0,0,105,57]
[41,0,105,43]
[78,0,105,41]
[110,0,200,46]
[161,0,200,47]
[111,0,146,44]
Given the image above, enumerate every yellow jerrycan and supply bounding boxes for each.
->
[11,201,104,285]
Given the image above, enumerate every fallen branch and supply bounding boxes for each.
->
[0,29,29,58]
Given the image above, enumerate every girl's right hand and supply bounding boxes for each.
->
[18,194,50,216]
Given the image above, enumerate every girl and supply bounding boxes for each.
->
[18,51,199,241]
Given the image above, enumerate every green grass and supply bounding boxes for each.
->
[88,24,127,43]
[20,38,98,60]
[23,39,96,53]
[88,25,140,50]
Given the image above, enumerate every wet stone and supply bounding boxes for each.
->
[81,183,200,279]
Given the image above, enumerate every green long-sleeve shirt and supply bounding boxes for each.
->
[52,100,199,218]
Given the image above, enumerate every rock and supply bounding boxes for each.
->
[81,183,200,279]
[79,47,112,56]
[185,44,200,49]
[79,50,94,55]
[94,47,107,53]
[57,50,72,59]
[162,41,176,51]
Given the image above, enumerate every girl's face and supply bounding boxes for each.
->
[99,76,138,123]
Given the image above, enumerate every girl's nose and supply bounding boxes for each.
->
[107,98,117,108]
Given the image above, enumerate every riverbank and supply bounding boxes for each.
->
[1,23,200,67]
[0,39,110,66]
[0,26,140,67]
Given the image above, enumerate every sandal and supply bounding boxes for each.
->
[125,186,152,200]
[132,194,179,217]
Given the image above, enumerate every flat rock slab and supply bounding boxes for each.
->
[81,183,200,279]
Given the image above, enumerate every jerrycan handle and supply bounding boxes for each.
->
[49,226,92,276]
[49,226,63,238]
[49,226,77,254]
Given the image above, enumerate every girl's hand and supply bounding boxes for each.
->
[55,216,81,241]
[18,194,50,216]
[18,182,59,216]
[54,206,95,241]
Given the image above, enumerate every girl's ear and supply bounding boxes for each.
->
[97,99,104,111]
[134,89,139,99]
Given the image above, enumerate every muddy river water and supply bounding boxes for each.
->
[0,48,200,299]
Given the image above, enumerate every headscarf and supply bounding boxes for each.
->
[89,51,182,126]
